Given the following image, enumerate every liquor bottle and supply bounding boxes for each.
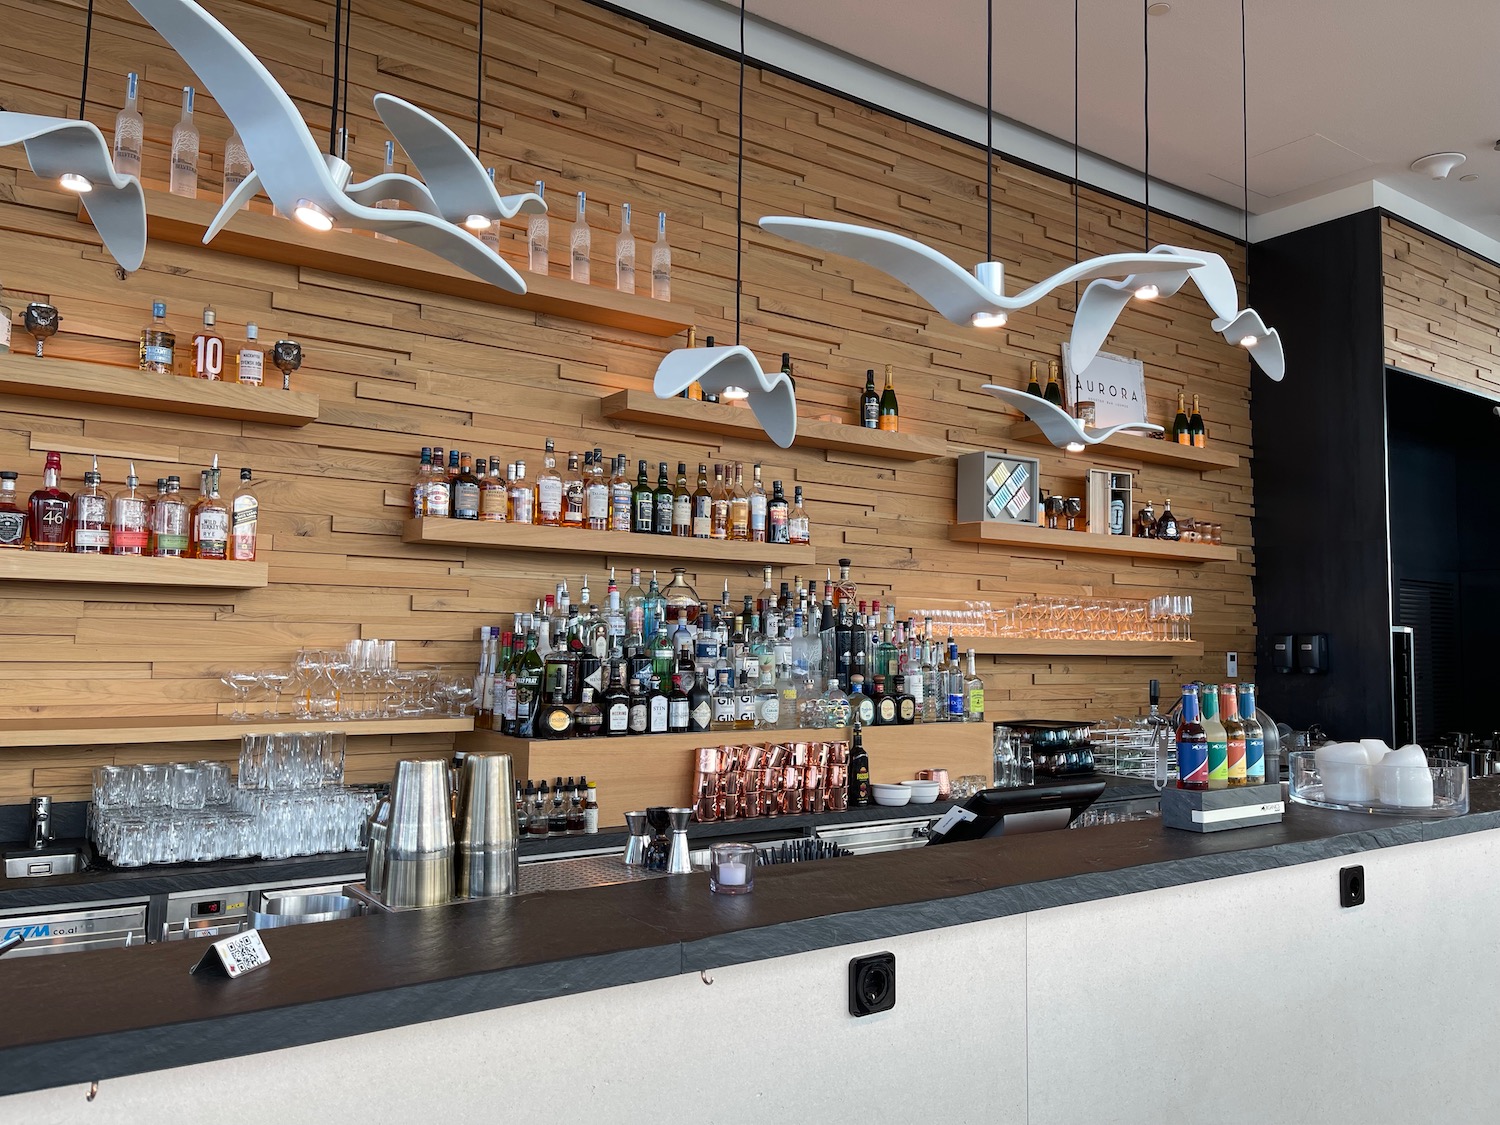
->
[630,459,655,533]
[860,369,880,429]
[223,129,252,208]
[139,300,176,375]
[27,451,71,552]
[879,364,900,432]
[652,461,674,536]
[847,675,875,726]
[532,439,561,525]
[1176,684,1209,790]
[0,472,27,549]
[711,667,736,728]
[643,569,664,643]
[1189,394,1206,448]
[479,457,508,521]
[946,639,964,721]
[687,662,713,731]
[709,463,729,540]
[560,450,584,528]
[190,462,229,560]
[1157,497,1180,541]
[626,677,648,735]
[573,686,603,738]
[151,475,189,557]
[871,675,897,725]
[528,782,550,836]
[849,721,872,806]
[472,627,495,730]
[614,202,636,293]
[965,649,984,722]
[893,674,916,725]
[768,480,790,543]
[230,468,258,561]
[189,307,224,380]
[537,689,574,739]
[1199,683,1229,789]
[169,86,199,198]
[235,323,264,386]
[667,672,691,733]
[789,486,810,546]
[421,449,449,518]
[734,666,757,730]
[585,449,610,531]
[921,624,940,724]
[583,782,599,834]
[1239,683,1266,785]
[666,462,689,536]
[748,463,768,542]
[721,462,747,541]
[71,460,111,554]
[651,211,671,301]
[1133,499,1157,539]
[1044,360,1064,407]
[690,463,712,538]
[680,329,705,401]
[513,629,544,737]
[0,269,8,354]
[528,181,549,273]
[648,672,671,733]
[111,72,145,178]
[1172,391,1191,445]
[1219,682,1246,786]
[609,454,632,532]
[451,452,482,520]
[513,459,537,528]
[1026,360,1043,397]
[570,191,591,284]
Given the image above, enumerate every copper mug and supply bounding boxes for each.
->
[917,768,951,801]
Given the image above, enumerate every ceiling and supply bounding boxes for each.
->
[720,0,1500,240]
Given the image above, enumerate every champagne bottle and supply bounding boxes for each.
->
[878,364,899,432]
[1172,391,1191,445]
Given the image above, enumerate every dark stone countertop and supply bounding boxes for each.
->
[1,779,1497,1097]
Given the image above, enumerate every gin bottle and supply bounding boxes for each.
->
[651,211,671,301]
[70,460,112,555]
[113,73,143,179]
[527,181,549,273]
[615,202,636,293]
[570,191,591,284]
[169,86,200,198]
[110,463,150,556]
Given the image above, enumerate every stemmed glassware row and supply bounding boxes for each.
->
[220,640,475,721]
[911,594,1194,642]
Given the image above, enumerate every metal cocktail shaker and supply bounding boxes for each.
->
[454,753,518,898]
[382,759,454,908]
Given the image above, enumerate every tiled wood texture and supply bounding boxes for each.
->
[1384,217,1500,393]
[0,0,1254,802]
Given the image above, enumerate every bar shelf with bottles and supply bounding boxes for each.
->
[949,521,1236,562]
[402,443,816,566]
[0,714,472,750]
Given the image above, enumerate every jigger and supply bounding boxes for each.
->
[665,807,693,875]
[623,810,650,867]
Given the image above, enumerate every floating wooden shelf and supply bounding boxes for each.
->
[1012,423,1239,470]
[458,722,992,828]
[83,191,694,338]
[403,518,817,567]
[599,389,949,461]
[949,521,1238,563]
[0,714,474,749]
[962,637,1204,658]
[0,353,319,427]
[0,552,269,588]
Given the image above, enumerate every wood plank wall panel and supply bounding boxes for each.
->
[1383,217,1500,394]
[0,0,1254,802]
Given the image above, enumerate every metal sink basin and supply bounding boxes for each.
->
[3,847,84,879]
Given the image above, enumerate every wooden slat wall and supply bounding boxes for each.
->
[1383,217,1500,394]
[0,0,1255,803]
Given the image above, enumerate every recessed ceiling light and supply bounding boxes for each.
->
[1460,174,1480,182]
[1147,2,1171,13]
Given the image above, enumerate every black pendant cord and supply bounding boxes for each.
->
[735,0,746,346]
[1240,0,1250,295]
[329,0,343,155]
[340,0,353,156]
[79,0,95,119]
[1141,0,1150,249]
[475,0,486,156]
[985,0,993,263]
[1072,0,1080,304]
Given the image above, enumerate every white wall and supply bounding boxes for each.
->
[9,830,1500,1124]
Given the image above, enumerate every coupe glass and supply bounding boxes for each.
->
[221,670,259,720]
[256,668,290,718]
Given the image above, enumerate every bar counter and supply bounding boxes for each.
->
[4,782,1497,1100]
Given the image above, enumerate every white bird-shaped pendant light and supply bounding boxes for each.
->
[1070,245,1285,381]
[123,0,527,295]
[757,216,1206,328]
[980,384,1163,448]
[0,113,146,273]
[654,347,798,449]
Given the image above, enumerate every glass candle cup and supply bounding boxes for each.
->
[709,842,755,895]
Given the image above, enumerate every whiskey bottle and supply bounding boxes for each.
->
[190,463,229,560]
[789,486,810,545]
[0,472,28,549]
[1172,392,1191,445]
[479,457,508,522]
[1157,497,1180,541]
[536,439,563,525]
[236,323,264,386]
[615,202,636,294]
[423,449,451,518]
[538,689,574,740]
[112,72,143,179]
[651,211,671,301]
[169,86,199,198]
[1044,360,1064,407]
[727,462,750,541]
[562,450,585,528]
[230,468,258,561]
[139,300,176,375]
[71,461,111,554]
[893,674,916,725]
[748,463,768,542]
[570,191,591,284]
[528,181,549,274]
[849,721,872,807]
[861,369,880,428]
[653,461,674,535]
[586,448,610,531]
[710,463,730,540]
[452,453,481,520]
[190,307,224,380]
[767,480,790,543]
[609,454,632,532]
[879,364,900,432]
[1026,360,1043,397]
[574,687,603,738]
[27,451,71,552]
[1134,499,1157,539]
[690,463,712,538]
[1189,394,1206,448]
[151,475,189,557]
[632,459,656,533]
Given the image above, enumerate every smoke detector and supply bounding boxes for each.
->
[1410,152,1466,180]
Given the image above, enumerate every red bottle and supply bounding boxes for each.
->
[27,451,71,552]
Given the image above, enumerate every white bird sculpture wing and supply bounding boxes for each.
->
[758,215,1204,323]
[344,172,444,216]
[980,384,1163,447]
[653,346,798,448]
[122,0,527,294]
[373,93,546,222]
[0,113,146,272]
[1213,309,1285,381]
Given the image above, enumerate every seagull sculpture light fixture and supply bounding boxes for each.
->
[123,0,529,295]
[651,0,796,447]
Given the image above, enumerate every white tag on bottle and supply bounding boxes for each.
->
[190,928,271,978]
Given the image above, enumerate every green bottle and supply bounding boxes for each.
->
[1200,683,1229,789]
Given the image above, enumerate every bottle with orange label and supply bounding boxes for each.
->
[878,363,900,432]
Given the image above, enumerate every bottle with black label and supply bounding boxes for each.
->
[627,678,648,734]
[894,674,916,725]
[849,721,872,807]
[604,667,630,736]
[872,675,898,725]
[688,667,713,732]
[860,369,880,428]
[668,673,691,733]
[537,689,573,740]
[1157,497,1180,541]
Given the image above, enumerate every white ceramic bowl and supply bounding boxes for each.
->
[871,783,912,807]
[900,779,941,803]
